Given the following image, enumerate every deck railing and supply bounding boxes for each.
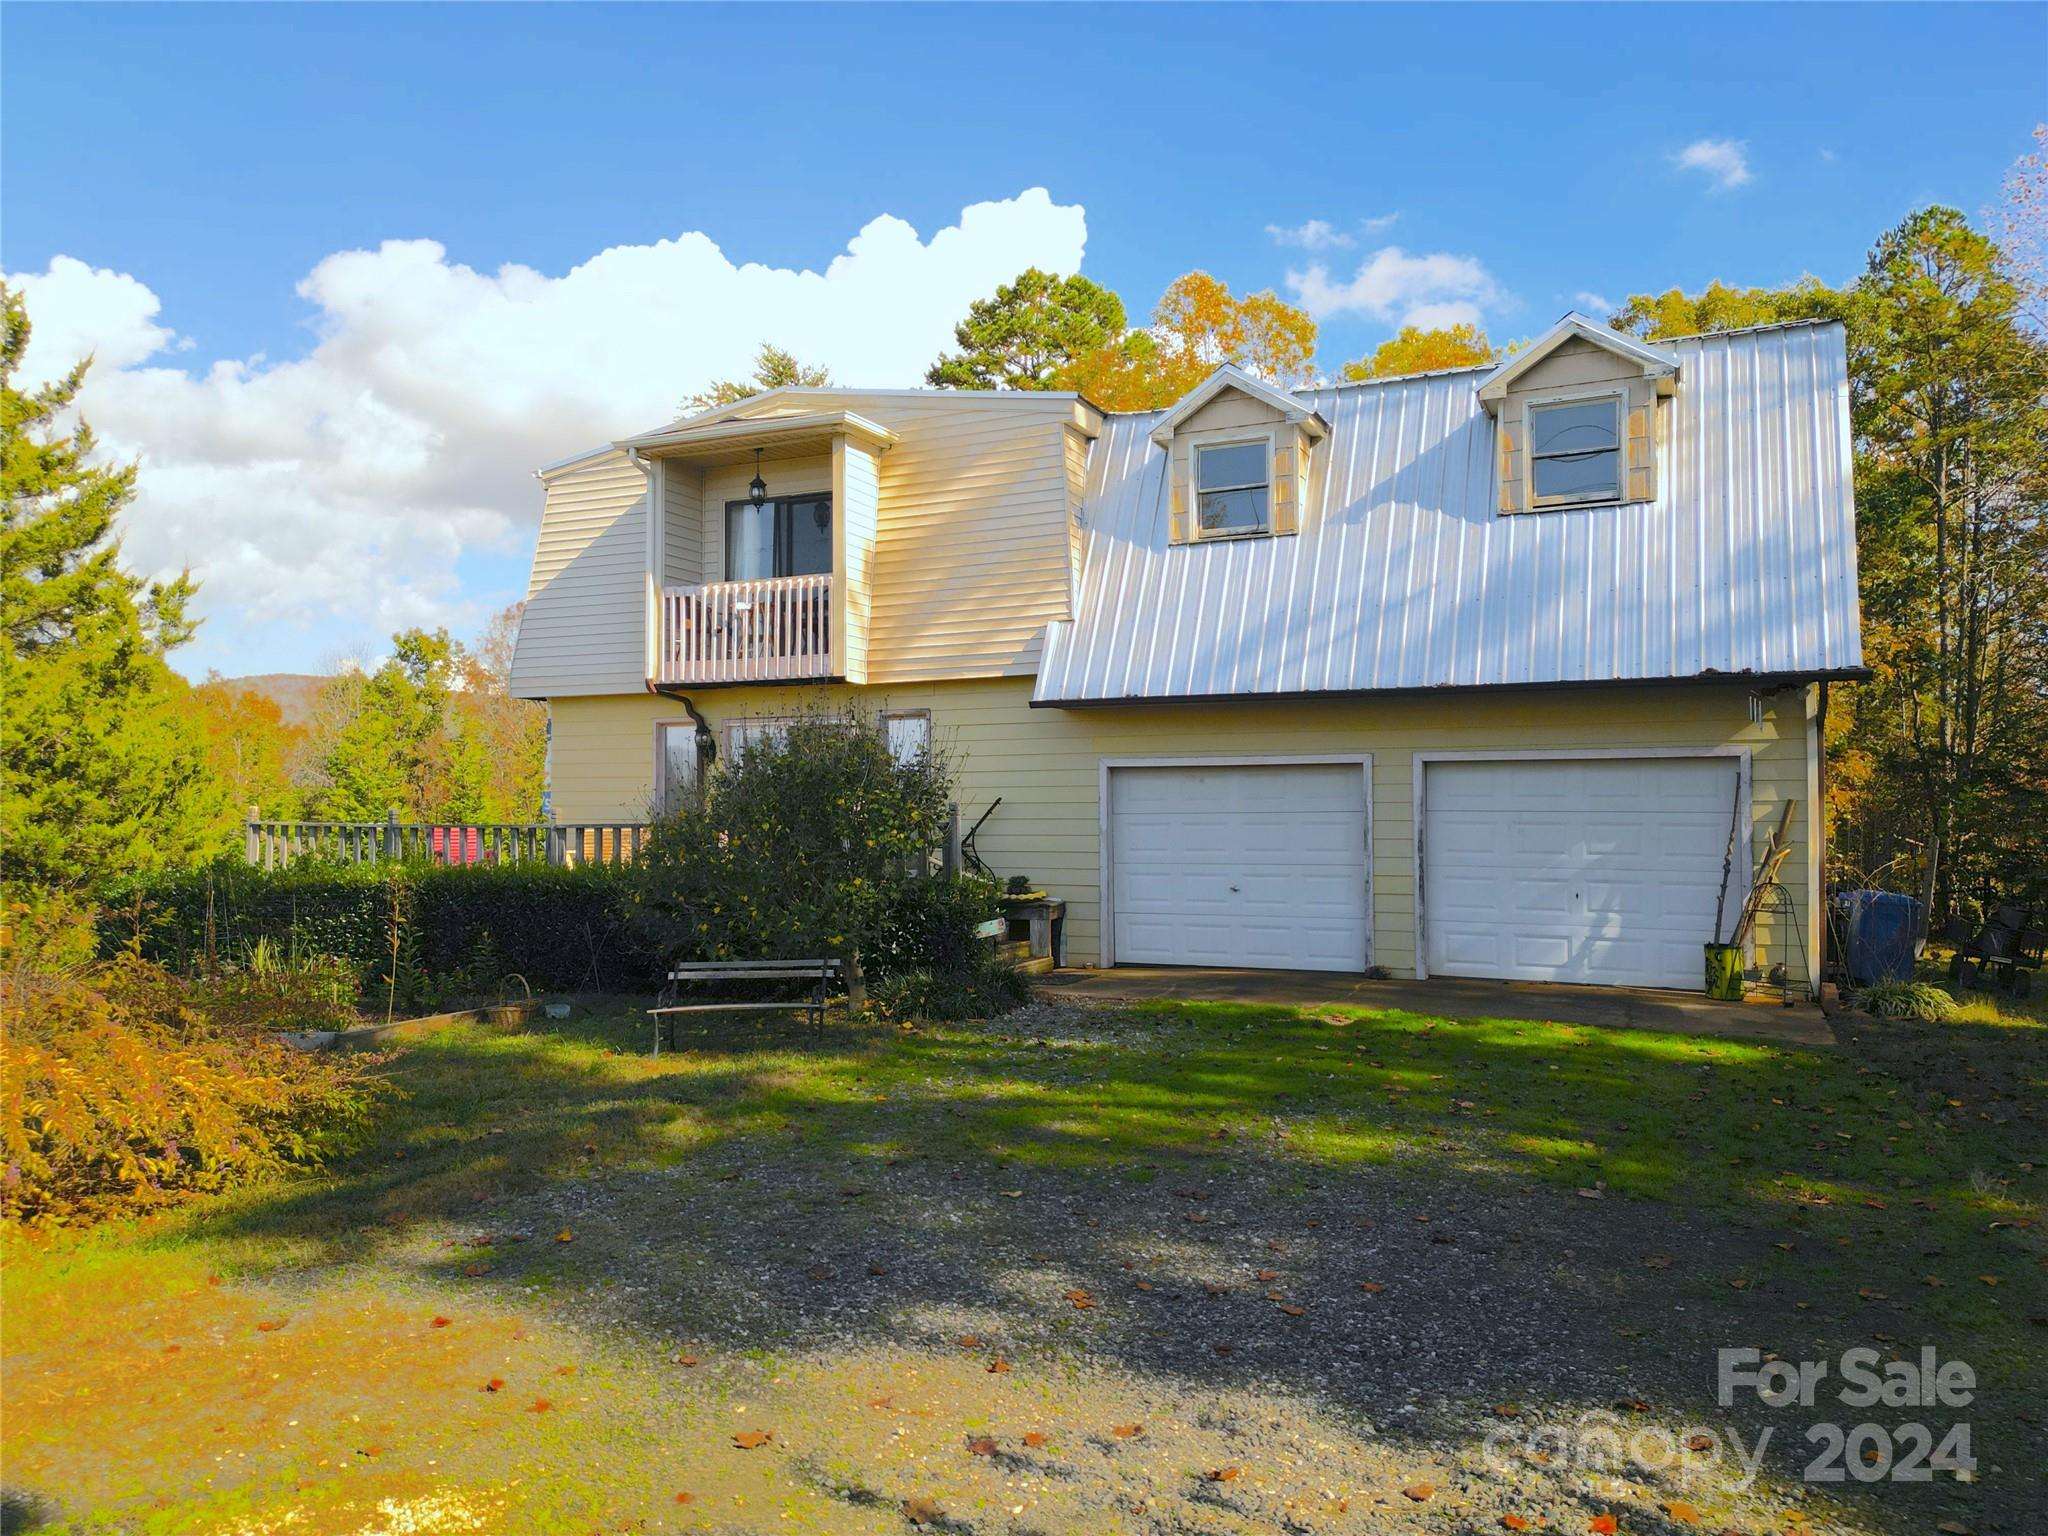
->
[243,808,650,869]
[656,573,833,685]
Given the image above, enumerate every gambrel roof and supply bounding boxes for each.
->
[1034,320,1863,705]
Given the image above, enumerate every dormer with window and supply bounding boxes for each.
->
[1151,365,1328,544]
[1478,314,1680,515]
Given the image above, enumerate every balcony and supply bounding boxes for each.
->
[654,573,834,685]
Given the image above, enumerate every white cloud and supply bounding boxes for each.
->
[1281,245,1503,329]
[1671,137,1753,191]
[4,190,1087,674]
[1265,218,1354,251]
[1265,212,1402,250]
[1574,291,1616,315]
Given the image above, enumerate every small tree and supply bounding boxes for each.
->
[682,343,831,414]
[1340,322,1497,380]
[628,707,954,999]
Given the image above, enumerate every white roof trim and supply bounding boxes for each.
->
[1148,364,1328,447]
[614,409,899,457]
[1476,312,1680,406]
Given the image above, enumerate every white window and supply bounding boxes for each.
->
[724,716,798,763]
[1528,396,1622,506]
[880,709,931,765]
[654,721,699,813]
[1194,439,1270,536]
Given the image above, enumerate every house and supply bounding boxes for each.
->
[509,314,1864,994]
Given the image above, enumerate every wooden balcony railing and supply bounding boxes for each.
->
[655,574,834,685]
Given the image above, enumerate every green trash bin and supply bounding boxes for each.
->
[1704,943,1744,1001]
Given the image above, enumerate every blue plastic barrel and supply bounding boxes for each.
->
[1837,890,1922,986]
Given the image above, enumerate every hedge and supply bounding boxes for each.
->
[102,859,663,997]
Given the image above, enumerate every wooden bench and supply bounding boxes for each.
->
[646,959,843,1056]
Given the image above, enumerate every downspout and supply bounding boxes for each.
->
[648,682,718,775]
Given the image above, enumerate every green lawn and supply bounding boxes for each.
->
[6,994,2042,1534]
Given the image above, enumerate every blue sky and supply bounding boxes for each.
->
[4,2,2042,678]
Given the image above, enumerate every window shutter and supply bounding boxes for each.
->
[1271,438,1299,536]
[1496,421,1522,514]
[1624,404,1656,503]
[1169,470,1191,544]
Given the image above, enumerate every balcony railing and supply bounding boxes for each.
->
[655,573,834,685]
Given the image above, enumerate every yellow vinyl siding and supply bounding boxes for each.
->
[510,450,650,697]
[546,678,1814,986]
[835,437,880,682]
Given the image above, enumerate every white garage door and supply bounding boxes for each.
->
[1109,763,1369,972]
[1422,757,1739,989]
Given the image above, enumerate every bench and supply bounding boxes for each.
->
[646,959,844,1056]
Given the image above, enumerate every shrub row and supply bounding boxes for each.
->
[102,858,664,999]
[102,858,1007,1009]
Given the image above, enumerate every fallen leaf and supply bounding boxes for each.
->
[867,1264,888,1276]
[462,1261,493,1277]
[1133,1280,1154,1291]
[555,1229,574,1243]
[1207,1466,1242,1482]
[1064,1289,1097,1310]
[903,1495,944,1526]
[806,1265,835,1282]
[527,1399,552,1413]
[967,1436,998,1456]
[1256,1269,1281,1281]
[987,1357,1012,1374]
[1643,1254,1674,1269]
[1662,1501,1699,1524]
[482,1378,504,1392]
[1112,1423,1144,1439]
[958,1334,980,1349]
[1589,1516,1618,1535]
[673,1491,694,1505]
[1493,1403,1522,1418]
[1980,1275,2002,1286]
[673,1353,701,1367]
[1277,1304,1306,1317]
[731,1429,773,1450]
[1022,1431,1049,1448]
[1685,1434,1713,1452]
[555,1364,577,1376]
[1203,1282,1230,1297]
[1213,1343,1235,1356]
[1358,1281,1386,1294]
[1503,1518,1530,1532]
[1403,1483,1434,1501]
[1186,1211,1210,1224]
[255,1320,288,1333]
[429,1315,452,1329]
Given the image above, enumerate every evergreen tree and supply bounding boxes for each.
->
[0,284,230,889]
[683,343,831,413]
[924,268,1127,391]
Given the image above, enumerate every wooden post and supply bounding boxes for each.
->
[384,807,401,862]
[942,803,960,877]
[245,805,260,865]
[547,823,567,867]
[846,948,866,1012]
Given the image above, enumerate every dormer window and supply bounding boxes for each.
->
[1527,394,1623,507]
[1194,439,1271,536]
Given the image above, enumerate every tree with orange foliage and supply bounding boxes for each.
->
[1340,323,1497,381]
[1070,272,1318,409]
[191,679,307,819]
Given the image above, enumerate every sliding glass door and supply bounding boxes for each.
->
[725,494,832,581]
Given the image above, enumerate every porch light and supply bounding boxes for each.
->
[747,448,768,508]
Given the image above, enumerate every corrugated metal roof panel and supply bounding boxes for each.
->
[1034,321,1863,704]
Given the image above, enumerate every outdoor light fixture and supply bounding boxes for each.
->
[747,448,768,508]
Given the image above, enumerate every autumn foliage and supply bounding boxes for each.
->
[1,904,386,1226]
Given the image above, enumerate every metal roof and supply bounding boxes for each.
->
[1034,321,1864,705]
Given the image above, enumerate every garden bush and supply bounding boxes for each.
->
[871,954,1033,1023]
[1854,979,1959,1021]
[102,857,660,1004]
[2,904,387,1226]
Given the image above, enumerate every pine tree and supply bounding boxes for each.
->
[0,284,231,889]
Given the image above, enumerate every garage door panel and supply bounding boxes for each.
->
[1110,764,1369,973]
[1423,757,1738,989]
